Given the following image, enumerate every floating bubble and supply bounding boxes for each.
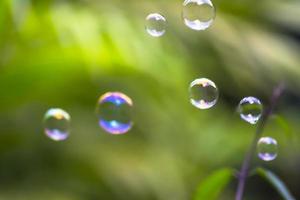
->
[189,78,218,109]
[182,0,216,31]
[257,137,278,161]
[97,92,133,134]
[145,13,166,37]
[238,97,263,124]
[44,108,70,141]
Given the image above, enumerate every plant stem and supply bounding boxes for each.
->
[235,82,285,200]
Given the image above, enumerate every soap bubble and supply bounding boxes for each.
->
[238,97,263,124]
[257,137,278,161]
[44,108,70,141]
[189,78,218,109]
[97,92,133,134]
[182,0,216,31]
[145,13,166,37]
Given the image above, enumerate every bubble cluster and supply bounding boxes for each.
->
[96,92,133,134]
[145,13,167,37]
[189,78,218,109]
[238,97,263,124]
[182,0,216,31]
[44,108,71,141]
[257,137,278,161]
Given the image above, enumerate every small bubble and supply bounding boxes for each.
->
[182,0,216,31]
[97,92,133,134]
[189,78,218,109]
[145,13,166,37]
[238,97,263,124]
[257,137,278,161]
[44,108,70,141]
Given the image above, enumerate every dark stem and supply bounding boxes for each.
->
[235,82,285,200]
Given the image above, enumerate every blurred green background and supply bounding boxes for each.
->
[0,0,300,199]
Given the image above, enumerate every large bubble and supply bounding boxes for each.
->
[97,92,133,134]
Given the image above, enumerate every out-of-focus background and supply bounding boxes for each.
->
[0,0,299,199]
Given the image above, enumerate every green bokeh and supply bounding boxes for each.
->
[0,0,299,199]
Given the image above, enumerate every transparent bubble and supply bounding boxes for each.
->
[257,137,278,161]
[97,92,133,134]
[238,97,263,124]
[182,0,216,31]
[44,108,70,141]
[145,13,166,37]
[189,78,219,109]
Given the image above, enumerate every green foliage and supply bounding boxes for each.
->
[256,167,296,200]
[0,0,299,199]
[272,115,293,138]
[193,168,233,200]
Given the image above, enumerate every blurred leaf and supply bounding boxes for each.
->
[271,115,293,138]
[256,167,295,200]
[193,168,233,200]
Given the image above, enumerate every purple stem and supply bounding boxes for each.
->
[235,82,285,200]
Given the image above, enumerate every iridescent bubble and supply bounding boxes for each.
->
[257,137,278,161]
[189,78,219,109]
[44,108,70,141]
[97,92,133,134]
[238,97,263,124]
[145,13,166,37]
[182,0,216,31]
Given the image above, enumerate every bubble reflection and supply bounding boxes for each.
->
[97,92,133,134]
[44,108,70,141]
